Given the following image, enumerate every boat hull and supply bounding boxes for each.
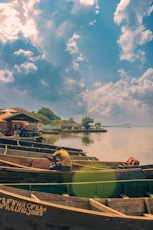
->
[4,178,153,198]
[0,185,153,230]
[0,166,147,183]
[0,137,84,155]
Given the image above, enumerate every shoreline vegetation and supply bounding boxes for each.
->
[39,127,107,134]
[11,107,108,133]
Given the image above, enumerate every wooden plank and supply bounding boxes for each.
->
[143,214,153,218]
[144,198,151,214]
[31,193,40,201]
[3,145,7,155]
[89,198,126,216]
[107,198,146,216]
[0,159,30,169]
[17,140,20,146]
[0,159,48,171]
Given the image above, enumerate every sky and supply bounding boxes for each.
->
[0,0,153,125]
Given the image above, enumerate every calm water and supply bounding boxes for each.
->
[43,127,153,165]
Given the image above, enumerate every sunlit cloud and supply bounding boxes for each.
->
[0,0,152,125]
[114,0,153,63]
[83,68,153,124]
[0,0,39,44]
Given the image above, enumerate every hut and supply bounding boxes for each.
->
[0,110,39,136]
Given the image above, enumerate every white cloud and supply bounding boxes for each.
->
[0,0,39,44]
[14,49,33,57]
[68,0,99,14]
[15,62,37,74]
[0,0,152,125]
[66,33,86,70]
[0,70,14,83]
[114,0,131,25]
[83,68,153,124]
[80,0,97,6]
[114,0,153,63]
[66,33,80,54]
[65,77,85,91]
[34,0,99,67]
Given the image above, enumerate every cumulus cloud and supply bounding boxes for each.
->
[84,68,153,124]
[66,33,86,70]
[0,0,101,112]
[0,0,152,125]
[15,62,38,74]
[34,0,99,67]
[0,0,39,44]
[114,0,153,63]
[0,70,14,83]
[14,49,33,57]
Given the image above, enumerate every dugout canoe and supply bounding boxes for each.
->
[0,137,84,155]
[0,152,117,170]
[0,153,153,183]
[0,162,151,183]
[0,185,153,230]
[4,178,153,199]
[0,134,42,142]
[0,144,98,160]
[0,151,150,171]
[0,141,86,156]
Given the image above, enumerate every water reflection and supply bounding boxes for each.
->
[42,127,153,165]
[42,134,59,144]
[81,133,94,146]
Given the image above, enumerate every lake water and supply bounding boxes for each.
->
[43,127,153,165]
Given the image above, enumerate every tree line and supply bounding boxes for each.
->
[13,107,102,130]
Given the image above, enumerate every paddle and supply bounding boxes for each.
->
[44,154,54,162]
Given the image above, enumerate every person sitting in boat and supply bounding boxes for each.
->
[48,147,72,171]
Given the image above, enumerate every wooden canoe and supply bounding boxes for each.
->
[0,151,149,171]
[0,134,41,142]
[0,137,84,155]
[3,178,153,199]
[0,153,153,183]
[0,185,153,230]
[0,142,86,156]
[0,163,149,183]
[0,144,98,160]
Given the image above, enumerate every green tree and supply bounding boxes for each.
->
[30,112,50,125]
[95,122,101,129]
[62,118,77,124]
[37,107,61,121]
[81,116,94,130]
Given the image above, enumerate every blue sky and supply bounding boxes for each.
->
[0,0,153,125]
